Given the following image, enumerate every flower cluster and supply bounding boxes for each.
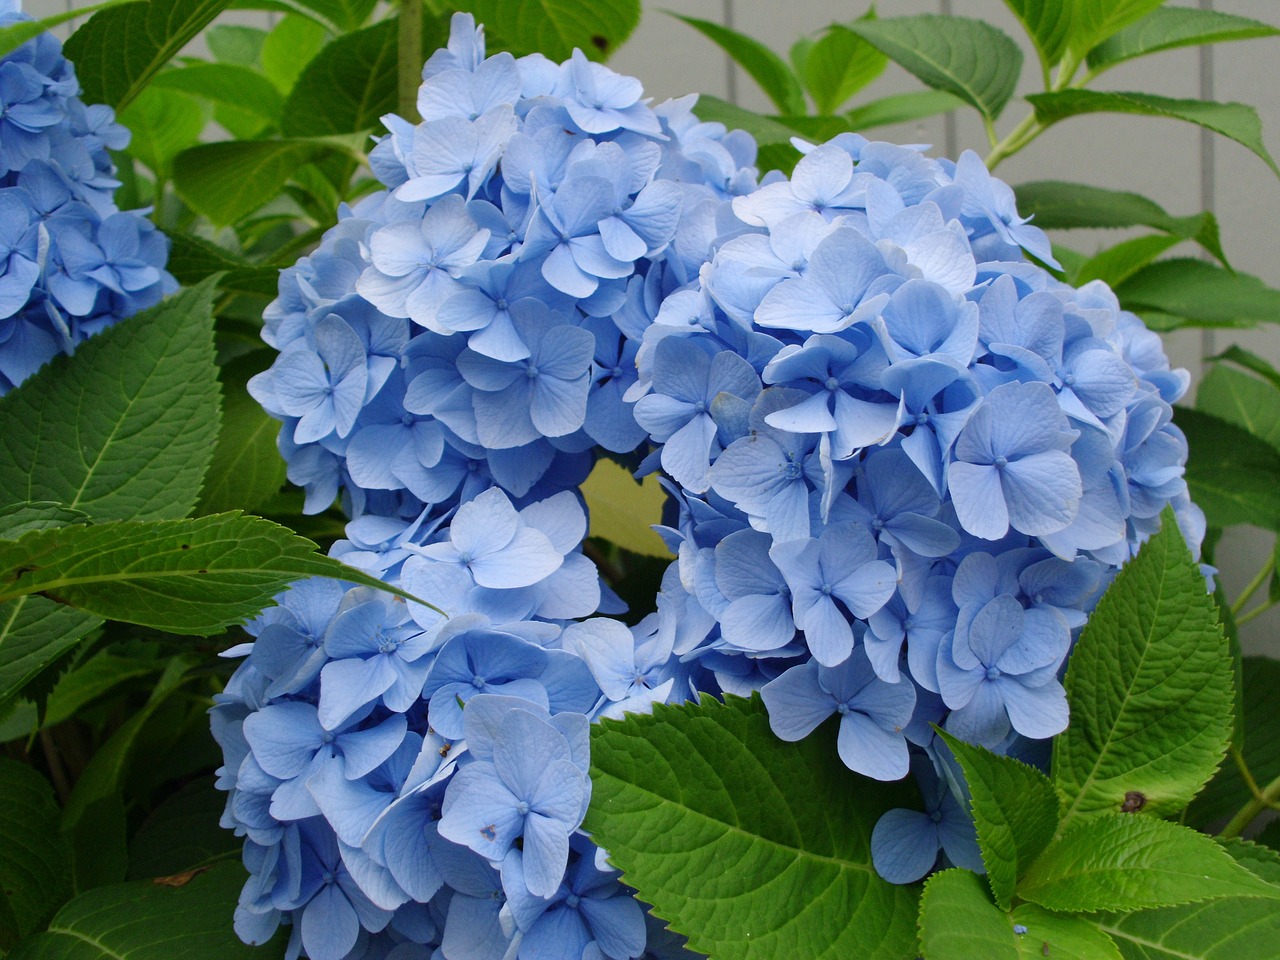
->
[0,6,174,393]
[222,11,1203,957]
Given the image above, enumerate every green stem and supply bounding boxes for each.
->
[985,110,1042,170]
[1219,770,1280,839]
[1050,51,1083,92]
[1236,599,1275,626]
[1232,556,1275,615]
[398,0,423,123]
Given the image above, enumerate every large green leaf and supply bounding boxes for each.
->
[1088,6,1280,71]
[164,233,280,298]
[117,87,208,178]
[580,459,669,559]
[42,650,162,729]
[1053,507,1230,821]
[0,0,144,58]
[1093,840,1280,960]
[1196,365,1280,450]
[1066,0,1167,59]
[1000,0,1074,71]
[150,63,283,124]
[1176,408,1280,530]
[1019,814,1280,913]
[260,13,330,93]
[938,731,1060,910]
[846,90,967,133]
[845,15,1022,123]
[6,861,274,959]
[1117,259,1280,328]
[1188,657,1280,828]
[918,869,1122,960]
[64,0,236,111]
[674,15,805,116]
[583,695,919,960]
[0,281,221,523]
[260,0,378,32]
[799,21,886,115]
[449,0,640,61]
[1073,234,1183,288]
[127,779,241,881]
[0,512,422,635]
[0,760,71,951]
[1027,91,1279,176]
[1213,345,1280,393]
[172,139,347,227]
[197,355,287,516]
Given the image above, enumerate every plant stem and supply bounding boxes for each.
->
[985,111,1042,170]
[1232,556,1275,615]
[1236,599,1275,626]
[398,0,423,123]
[39,728,71,804]
[1219,770,1280,839]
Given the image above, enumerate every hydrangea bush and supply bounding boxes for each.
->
[209,15,1207,958]
[0,2,173,393]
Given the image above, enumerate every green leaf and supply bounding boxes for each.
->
[1013,180,1228,265]
[1188,657,1280,828]
[204,24,267,66]
[1074,234,1184,288]
[267,0,378,31]
[0,0,144,59]
[0,280,221,522]
[1019,814,1280,913]
[64,0,236,111]
[1088,6,1280,71]
[674,15,805,115]
[172,139,346,226]
[197,354,286,515]
[1197,365,1280,450]
[1053,506,1231,821]
[261,13,329,93]
[1066,0,1167,59]
[127,779,241,880]
[583,694,919,960]
[0,760,71,950]
[1096,840,1280,959]
[936,731,1060,910]
[1000,0,1074,71]
[281,17,407,135]
[117,87,207,178]
[1117,259,1280,328]
[1212,345,1280,394]
[845,90,966,132]
[164,233,280,298]
[42,651,162,729]
[580,459,670,559]
[0,503,90,540]
[919,869,1018,960]
[801,21,887,114]
[0,598,102,711]
[6,861,275,959]
[1176,407,1280,530]
[1008,904,1124,960]
[150,62,283,124]
[450,0,640,61]
[1027,91,1279,177]
[0,512,424,635]
[845,15,1022,123]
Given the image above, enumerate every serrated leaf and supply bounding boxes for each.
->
[1176,408,1280,530]
[0,0,143,59]
[64,0,236,111]
[150,62,283,124]
[0,760,71,950]
[117,86,207,178]
[581,459,670,559]
[449,0,640,61]
[937,731,1060,910]
[198,355,287,516]
[1198,365,1280,450]
[42,651,162,729]
[1067,0,1167,59]
[1019,814,1280,913]
[127,779,241,880]
[269,0,378,32]
[801,21,887,114]
[1118,259,1280,328]
[583,695,919,960]
[1187,657,1280,828]
[1027,91,1279,177]
[6,861,272,960]
[172,139,346,227]
[1000,0,1073,71]
[919,869,1018,960]
[260,13,329,93]
[845,15,1022,123]
[1008,904,1124,960]
[0,503,90,540]
[0,280,221,523]
[1053,507,1231,821]
[204,23,267,67]
[692,95,804,148]
[674,15,805,115]
[1095,840,1280,959]
[164,233,280,298]
[845,90,967,133]
[1075,234,1183,288]
[0,512,422,635]
[1088,6,1280,71]
[0,598,102,710]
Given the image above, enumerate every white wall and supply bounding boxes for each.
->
[26,0,1280,653]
